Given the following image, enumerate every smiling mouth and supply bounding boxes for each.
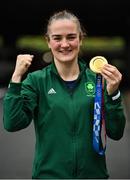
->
[59,50,72,54]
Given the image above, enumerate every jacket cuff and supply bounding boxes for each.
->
[7,82,22,95]
[106,90,121,104]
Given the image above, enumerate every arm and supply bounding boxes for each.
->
[3,76,38,131]
[101,64,126,140]
[3,54,37,132]
[104,90,126,140]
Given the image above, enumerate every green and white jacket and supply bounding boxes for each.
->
[3,59,126,179]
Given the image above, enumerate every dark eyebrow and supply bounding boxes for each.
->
[51,33,77,37]
[51,34,61,37]
[67,33,77,36]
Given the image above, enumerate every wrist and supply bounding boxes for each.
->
[111,90,120,101]
[11,73,22,83]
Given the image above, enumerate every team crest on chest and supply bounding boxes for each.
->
[85,82,95,96]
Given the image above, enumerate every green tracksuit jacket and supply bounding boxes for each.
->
[3,60,126,179]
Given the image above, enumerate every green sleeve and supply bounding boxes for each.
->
[104,90,126,140]
[3,73,38,132]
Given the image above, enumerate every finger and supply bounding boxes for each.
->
[30,55,34,58]
[18,54,34,60]
[26,58,33,65]
[102,71,120,84]
[25,54,34,61]
[25,61,32,68]
[102,64,122,80]
[102,73,116,84]
[102,64,117,73]
[28,55,34,61]
[103,63,115,69]
[103,69,122,81]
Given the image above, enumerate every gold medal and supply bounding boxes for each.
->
[89,56,108,73]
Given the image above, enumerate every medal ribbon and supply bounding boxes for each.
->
[93,74,106,155]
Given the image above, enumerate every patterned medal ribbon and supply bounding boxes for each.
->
[93,74,106,155]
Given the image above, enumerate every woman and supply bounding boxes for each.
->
[3,10,126,179]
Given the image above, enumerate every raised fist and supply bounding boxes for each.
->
[12,54,34,82]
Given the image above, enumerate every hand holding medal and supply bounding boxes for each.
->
[89,56,107,155]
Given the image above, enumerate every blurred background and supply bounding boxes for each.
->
[0,0,130,178]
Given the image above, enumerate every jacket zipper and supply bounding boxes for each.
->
[56,74,79,177]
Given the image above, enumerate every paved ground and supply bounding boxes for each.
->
[0,88,130,179]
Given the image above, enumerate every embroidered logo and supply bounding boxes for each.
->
[48,88,56,95]
[85,82,95,96]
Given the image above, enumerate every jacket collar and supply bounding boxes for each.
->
[50,59,87,79]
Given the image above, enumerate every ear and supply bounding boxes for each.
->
[79,33,83,46]
[47,41,51,49]
[80,39,82,46]
[45,36,51,49]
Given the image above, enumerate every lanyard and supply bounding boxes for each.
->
[93,74,106,155]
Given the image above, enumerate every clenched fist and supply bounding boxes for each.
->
[12,54,34,83]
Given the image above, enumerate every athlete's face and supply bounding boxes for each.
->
[47,19,82,63]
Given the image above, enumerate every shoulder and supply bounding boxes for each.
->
[22,64,52,87]
[29,64,52,79]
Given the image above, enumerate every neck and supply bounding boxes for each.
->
[54,58,80,81]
